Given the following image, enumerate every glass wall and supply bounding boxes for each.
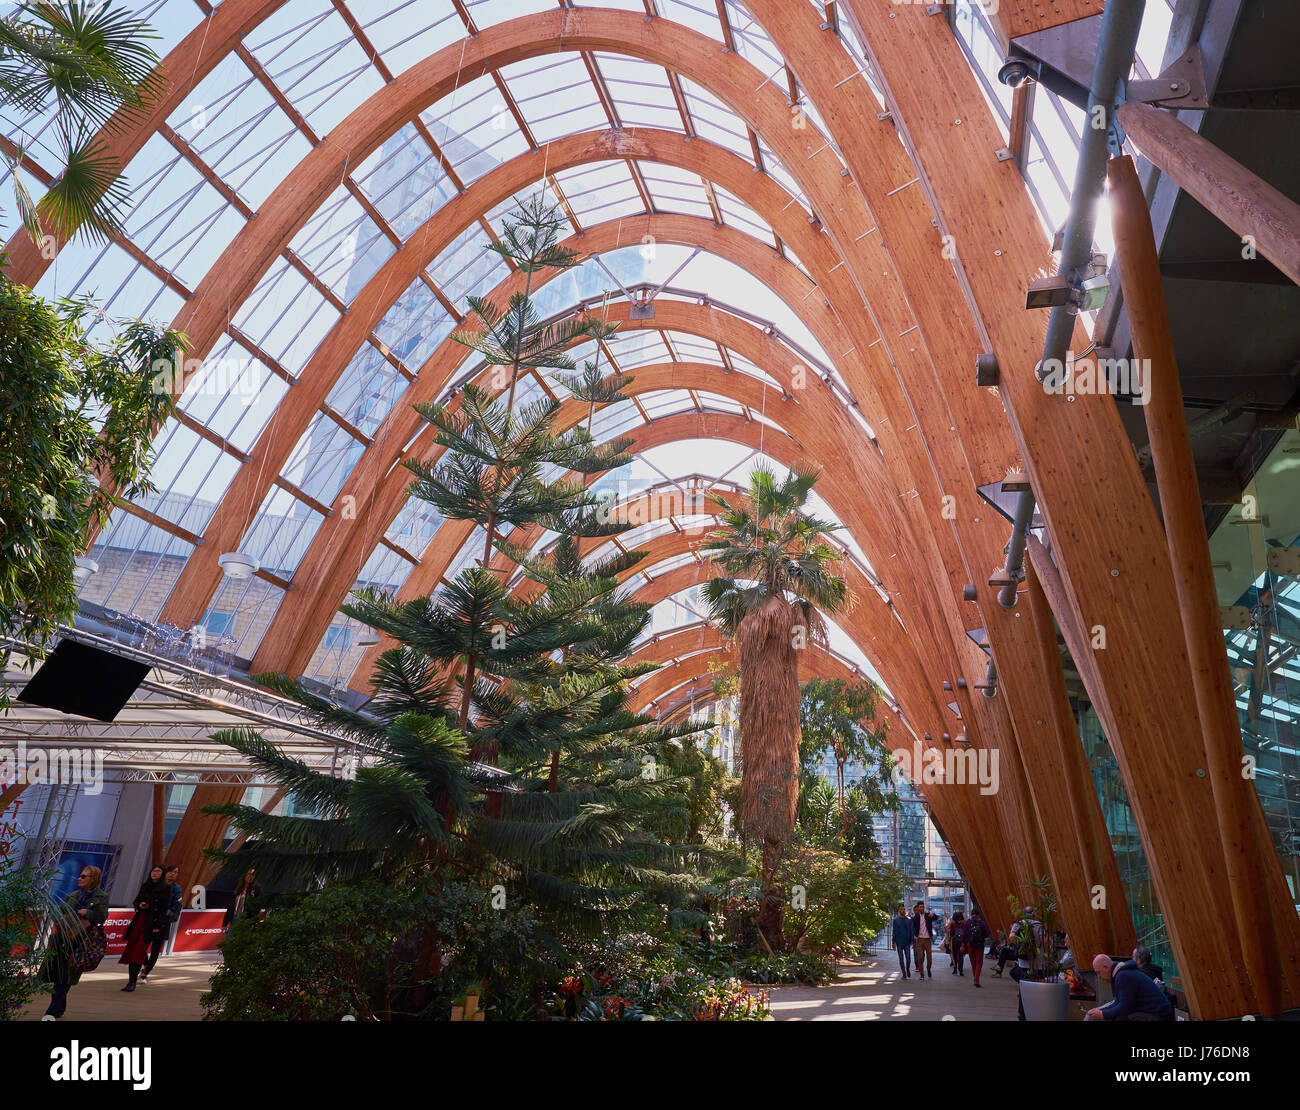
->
[1209,426,1300,905]
[1077,706,1173,976]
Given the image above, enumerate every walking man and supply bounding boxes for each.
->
[892,904,913,980]
[911,901,939,979]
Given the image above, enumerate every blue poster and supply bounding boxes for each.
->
[51,841,119,904]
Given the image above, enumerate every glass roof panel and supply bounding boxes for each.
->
[386,496,446,561]
[281,412,366,508]
[165,52,313,211]
[724,1,786,76]
[237,486,326,579]
[326,347,410,438]
[144,421,238,533]
[233,258,340,370]
[713,184,773,241]
[303,542,415,686]
[33,246,184,351]
[118,135,243,291]
[638,390,698,420]
[605,329,672,369]
[180,335,291,454]
[589,398,645,440]
[640,164,714,219]
[552,162,645,224]
[695,391,746,417]
[374,275,456,370]
[80,509,194,621]
[355,124,459,241]
[430,224,512,312]
[677,77,754,162]
[360,1,467,75]
[592,54,686,132]
[655,0,726,40]
[246,0,387,138]
[204,576,287,661]
[420,73,530,184]
[500,56,609,145]
[290,185,395,302]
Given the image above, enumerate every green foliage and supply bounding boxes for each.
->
[201,878,547,1021]
[0,277,184,689]
[0,2,164,244]
[796,675,897,858]
[795,779,883,861]
[0,854,55,1019]
[776,843,903,955]
[699,466,848,637]
[735,951,836,986]
[1005,875,1065,983]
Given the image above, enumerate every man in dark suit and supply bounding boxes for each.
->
[891,905,914,979]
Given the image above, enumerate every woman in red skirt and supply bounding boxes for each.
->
[119,864,170,993]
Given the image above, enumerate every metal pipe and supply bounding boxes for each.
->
[999,0,1149,607]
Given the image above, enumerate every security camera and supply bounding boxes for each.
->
[998,59,1037,89]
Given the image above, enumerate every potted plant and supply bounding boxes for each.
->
[1005,878,1069,1021]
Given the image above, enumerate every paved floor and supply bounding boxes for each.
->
[21,952,220,1022]
[22,948,1082,1022]
[769,951,1080,1021]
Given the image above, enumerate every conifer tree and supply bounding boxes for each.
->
[210,195,714,947]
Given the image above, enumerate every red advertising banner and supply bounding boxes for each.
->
[104,909,134,957]
[172,909,226,952]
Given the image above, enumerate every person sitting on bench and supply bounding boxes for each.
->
[1085,955,1174,1021]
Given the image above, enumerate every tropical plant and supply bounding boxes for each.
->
[0,1,163,246]
[201,877,549,1021]
[698,467,848,949]
[0,853,84,1020]
[402,193,627,729]
[0,278,184,695]
[798,676,895,840]
[775,843,903,957]
[206,197,723,958]
[1005,876,1065,983]
[795,778,883,861]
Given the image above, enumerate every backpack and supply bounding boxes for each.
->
[963,916,987,951]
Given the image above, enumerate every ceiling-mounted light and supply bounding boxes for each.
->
[72,556,99,584]
[218,552,260,580]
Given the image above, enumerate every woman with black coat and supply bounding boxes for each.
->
[118,865,170,992]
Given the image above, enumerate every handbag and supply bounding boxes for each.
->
[68,923,108,972]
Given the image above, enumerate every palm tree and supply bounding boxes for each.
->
[698,467,848,949]
[0,2,163,246]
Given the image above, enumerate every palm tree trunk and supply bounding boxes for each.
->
[737,594,802,952]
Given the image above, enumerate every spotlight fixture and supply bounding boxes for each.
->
[72,556,99,585]
[218,552,260,580]
[998,58,1038,89]
[1025,274,1073,310]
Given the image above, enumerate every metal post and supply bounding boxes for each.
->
[998,0,1149,605]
